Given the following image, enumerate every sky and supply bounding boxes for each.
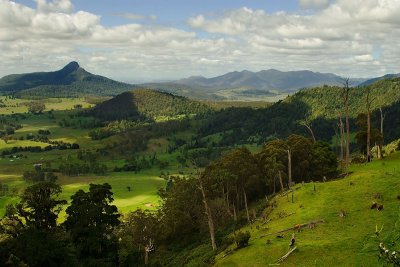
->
[0,0,399,83]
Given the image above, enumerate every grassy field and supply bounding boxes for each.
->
[0,98,172,218]
[56,171,167,220]
[0,97,92,114]
[215,153,400,267]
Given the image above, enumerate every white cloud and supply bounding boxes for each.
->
[0,0,400,81]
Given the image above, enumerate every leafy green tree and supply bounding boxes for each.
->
[26,101,46,114]
[158,177,203,243]
[64,183,120,266]
[310,141,338,180]
[218,147,263,223]
[356,113,383,158]
[16,182,66,230]
[23,169,58,183]
[118,210,160,266]
[0,182,76,267]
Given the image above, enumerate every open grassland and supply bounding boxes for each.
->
[215,153,400,267]
[0,97,92,114]
[0,98,169,218]
[57,171,167,220]
[0,170,167,218]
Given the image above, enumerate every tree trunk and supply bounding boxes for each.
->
[287,150,292,188]
[366,89,372,162]
[342,80,351,168]
[243,189,250,223]
[199,178,217,251]
[339,116,344,170]
[303,122,316,143]
[233,201,237,221]
[273,175,276,194]
[144,248,149,265]
[333,124,339,159]
[379,107,385,159]
[367,111,371,162]
[225,188,233,217]
[278,171,284,192]
[345,105,350,167]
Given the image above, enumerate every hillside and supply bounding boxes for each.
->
[215,153,400,266]
[195,77,400,147]
[88,88,212,121]
[358,73,400,87]
[287,77,400,119]
[0,62,133,97]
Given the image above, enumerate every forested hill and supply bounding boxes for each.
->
[197,77,400,146]
[88,89,212,121]
[287,77,400,119]
[358,73,400,87]
[0,61,133,97]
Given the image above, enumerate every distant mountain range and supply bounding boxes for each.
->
[0,61,133,97]
[176,69,346,91]
[357,73,400,87]
[1,61,397,101]
[143,69,369,101]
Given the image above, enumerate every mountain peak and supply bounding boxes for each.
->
[61,61,80,73]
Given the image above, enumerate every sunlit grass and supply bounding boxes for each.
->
[215,153,400,267]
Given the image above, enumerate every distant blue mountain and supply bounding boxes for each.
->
[358,73,400,87]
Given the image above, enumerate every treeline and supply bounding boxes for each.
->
[14,81,133,98]
[58,115,103,129]
[58,150,107,176]
[0,114,24,137]
[1,143,79,156]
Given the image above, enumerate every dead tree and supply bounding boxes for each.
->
[365,88,375,162]
[379,107,385,159]
[243,189,250,223]
[338,114,345,170]
[302,121,316,143]
[278,170,284,192]
[287,149,292,188]
[342,78,351,168]
[198,175,217,251]
[144,238,154,265]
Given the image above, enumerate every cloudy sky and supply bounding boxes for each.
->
[0,0,399,82]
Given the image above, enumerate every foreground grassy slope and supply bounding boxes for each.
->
[216,153,400,266]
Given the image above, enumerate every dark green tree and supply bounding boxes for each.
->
[26,101,46,114]
[16,182,66,230]
[118,210,160,266]
[64,183,120,266]
[0,182,76,267]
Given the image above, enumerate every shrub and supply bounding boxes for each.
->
[234,231,250,249]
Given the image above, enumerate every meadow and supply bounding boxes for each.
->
[0,98,174,217]
[215,153,400,266]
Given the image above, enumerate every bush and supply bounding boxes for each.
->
[234,231,250,249]
[351,154,366,164]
